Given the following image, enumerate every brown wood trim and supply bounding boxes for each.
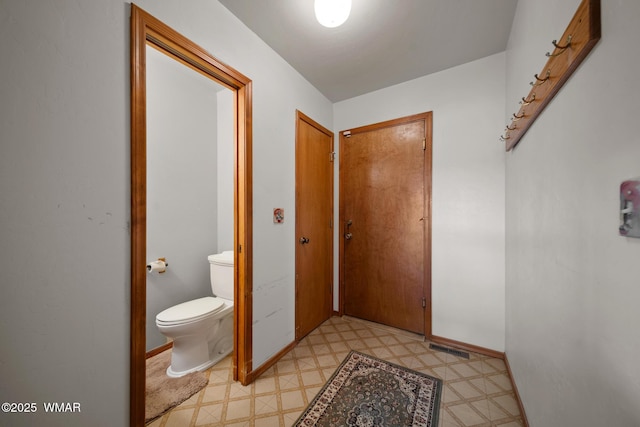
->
[130,5,253,426]
[130,7,147,425]
[235,80,254,385]
[430,335,505,360]
[423,112,433,338]
[250,341,297,381]
[338,130,345,315]
[296,110,334,137]
[341,112,432,136]
[338,112,433,335]
[504,354,530,427]
[338,124,346,317]
[504,0,601,151]
[145,342,173,359]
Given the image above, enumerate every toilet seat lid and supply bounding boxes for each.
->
[208,251,233,266]
[156,296,224,324]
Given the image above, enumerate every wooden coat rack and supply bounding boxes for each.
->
[502,0,601,151]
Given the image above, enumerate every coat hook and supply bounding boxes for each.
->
[505,123,516,131]
[530,70,550,86]
[512,112,525,121]
[520,93,536,105]
[500,134,511,142]
[546,35,572,57]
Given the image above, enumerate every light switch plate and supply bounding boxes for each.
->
[619,178,640,238]
[273,208,284,224]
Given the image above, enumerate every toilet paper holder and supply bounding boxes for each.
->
[147,257,168,274]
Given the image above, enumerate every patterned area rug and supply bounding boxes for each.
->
[294,350,442,427]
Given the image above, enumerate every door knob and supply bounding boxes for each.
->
[344,219,353,240]
[299,237,310,244]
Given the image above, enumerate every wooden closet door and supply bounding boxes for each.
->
[295,111,334,340]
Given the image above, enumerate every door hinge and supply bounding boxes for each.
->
[238,244,242,253]
[343,130,352,138]
[422,139,426,150]
[421,297,426,308]
[330,151,336,162]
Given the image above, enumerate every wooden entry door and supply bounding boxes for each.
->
[340,112,432,335]
[295,111,334,340]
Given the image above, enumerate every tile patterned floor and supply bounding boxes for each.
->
[148,316,525,427]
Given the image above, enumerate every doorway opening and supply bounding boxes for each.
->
[130,5,253,426]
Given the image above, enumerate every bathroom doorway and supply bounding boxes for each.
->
[130,6,253,426]
[145,41,235,354]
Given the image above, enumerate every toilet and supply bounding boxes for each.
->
[155,251,234,378]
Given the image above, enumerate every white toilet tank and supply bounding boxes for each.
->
[208,251,234,301]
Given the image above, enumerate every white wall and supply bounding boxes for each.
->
[0,2,130,426]
[217,90,235,252]
[333,53,507,352]
[0,1,331,425]
[505,0,640,426]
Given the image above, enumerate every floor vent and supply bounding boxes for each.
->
[429,343,470,359]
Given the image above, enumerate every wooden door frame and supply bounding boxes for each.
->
[130,5,253,426]
[338,112,433,338]
[294,110,334,340]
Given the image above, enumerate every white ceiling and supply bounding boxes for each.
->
[219,0,518,102]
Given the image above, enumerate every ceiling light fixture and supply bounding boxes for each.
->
[314,0,352,28]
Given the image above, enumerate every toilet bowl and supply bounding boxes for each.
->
[155,251,234,378]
